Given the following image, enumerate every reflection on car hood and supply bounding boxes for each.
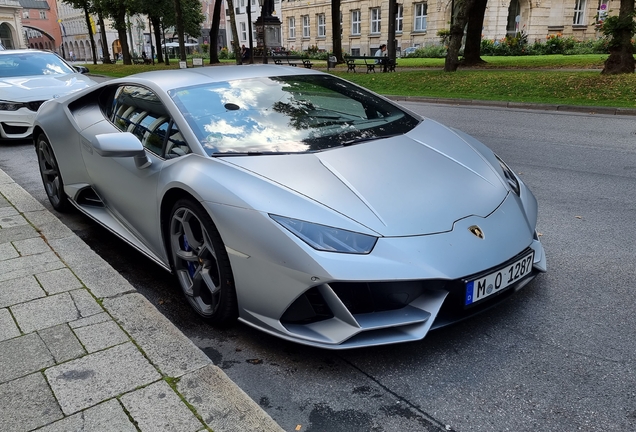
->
[0,74,95,102]
[224,120,508,236]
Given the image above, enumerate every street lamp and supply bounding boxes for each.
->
[257,0,267,64]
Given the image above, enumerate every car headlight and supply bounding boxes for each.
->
[0,100,44,112]
[270,215,378,254]
[495,155,520,195]
[0,100,23,111]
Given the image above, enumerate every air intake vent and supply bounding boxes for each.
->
[280,287,333,324]
[76,188,104,207]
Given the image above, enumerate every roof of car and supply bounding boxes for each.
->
[119,64,324,92]
[0,49,55,55]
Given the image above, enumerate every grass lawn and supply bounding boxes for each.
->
[81,54,635,108]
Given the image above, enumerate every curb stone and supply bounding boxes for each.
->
[388,95,636,116]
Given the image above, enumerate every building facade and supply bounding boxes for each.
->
[20,0,61,51]
[280,0,613,56]
[0,0,25,49]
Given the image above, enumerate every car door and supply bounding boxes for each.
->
[80,84,190,258]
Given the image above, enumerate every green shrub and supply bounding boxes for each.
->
[480,34,616,56]
[411,45,447,58]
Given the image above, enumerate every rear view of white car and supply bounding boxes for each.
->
[0,49,95,140]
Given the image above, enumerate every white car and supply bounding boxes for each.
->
[0,49,96,140]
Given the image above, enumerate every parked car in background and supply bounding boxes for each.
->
[401,46,418,57]
[0,49,95,141]
[34,65,546,349]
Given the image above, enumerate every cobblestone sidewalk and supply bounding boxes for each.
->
[0,167,283,432]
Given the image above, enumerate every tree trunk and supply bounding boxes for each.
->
[98,13,111,64]
[331,0,343,62]
[462,0,487,66]
[601,0,635,74]
[151,17,163,63]
[209,0,222,64]
[247,1,254,63]
[445,0,475,72]
[387,0,397,59]
[83,8,97,64]
[226,0,242,64]
[174,0,187,61]
[115,7,131,65]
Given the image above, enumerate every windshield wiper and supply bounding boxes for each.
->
[211,151,283,157]
[341,133,401,147]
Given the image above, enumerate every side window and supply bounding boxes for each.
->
[110,85,187,157]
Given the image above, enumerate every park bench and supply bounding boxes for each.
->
[345,55,397,73]
[271,53,313,68]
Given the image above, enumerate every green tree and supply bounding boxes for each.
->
[138,0,173,63]
[172,0,205,61]
[62,0,97,64]
[100,0,134,64]
[601,0,635,74]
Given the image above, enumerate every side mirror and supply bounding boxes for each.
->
[92,132,152,169]
[74,65,90,74]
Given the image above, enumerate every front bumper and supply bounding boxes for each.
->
[0,108,37,139]
[206,192,546,349]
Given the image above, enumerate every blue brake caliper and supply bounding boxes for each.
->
[183,235,196,278]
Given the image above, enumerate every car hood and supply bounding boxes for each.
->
[0,74,95,102]
[224,120,508,236]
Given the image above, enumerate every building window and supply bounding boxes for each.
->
[240,22,247,41]
[370,8,381,34]
[39,10,47,19]
[414,3,427,32]
[573,0,586,25]
[288,17,296,39]
[302,15,310,38]
[396,5,403,33]
[22,9,29,19]
[317,14,326,37]
[351,10,361,35]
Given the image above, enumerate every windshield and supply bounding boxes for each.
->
[169,74,419,155]
[0,52,76,78]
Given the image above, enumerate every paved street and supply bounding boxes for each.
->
[1,102,635,431]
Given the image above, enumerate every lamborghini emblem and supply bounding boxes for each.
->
[469,225,484,239]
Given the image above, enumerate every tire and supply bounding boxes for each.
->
[168,198,238,324]
[36,134,71,212]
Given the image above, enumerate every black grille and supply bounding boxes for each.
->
[1,123,29,134]
[330,280,446,314]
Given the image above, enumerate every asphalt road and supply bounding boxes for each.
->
[1,102,635,432]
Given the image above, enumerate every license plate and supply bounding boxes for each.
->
[465,251,534,306]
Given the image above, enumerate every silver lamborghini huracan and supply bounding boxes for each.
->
[34,65,546,349]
